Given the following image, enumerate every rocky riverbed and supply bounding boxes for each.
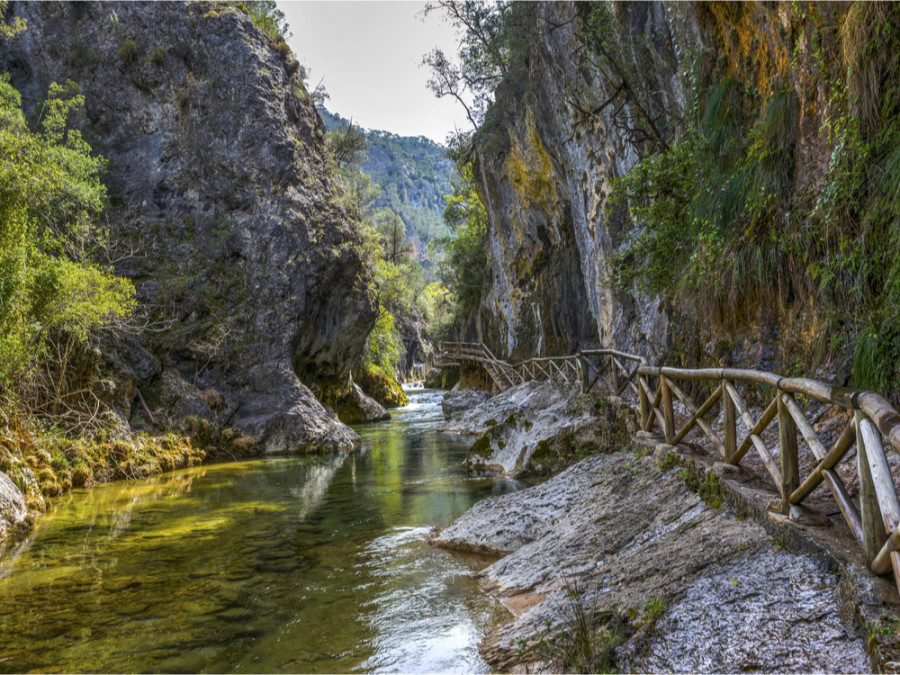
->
[433,381,900,673]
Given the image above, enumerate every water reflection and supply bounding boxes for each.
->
[0,390,504,674]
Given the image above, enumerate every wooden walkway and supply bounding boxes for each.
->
[435,341,643,396]
[435,341,900,594]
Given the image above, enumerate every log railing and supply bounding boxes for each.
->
[435,343,645,395]
[434,341,900,593]
[636,364,900,590]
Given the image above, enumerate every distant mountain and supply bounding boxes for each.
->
[319,108,456,263]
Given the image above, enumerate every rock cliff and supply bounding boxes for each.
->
[1,1,377,451]
[471,1,872,379]
[473,2,686,362]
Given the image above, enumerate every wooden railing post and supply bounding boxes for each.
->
[661,376,675,444]
[723,379,736,463]
[638,374,650,430]
[856,410,889,565]
[777,391,799,515]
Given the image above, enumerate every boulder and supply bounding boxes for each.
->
[441,389,491,420]
[335,383,390,425]
[0,471,27,537]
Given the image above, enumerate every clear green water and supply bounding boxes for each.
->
[0,390,512,673]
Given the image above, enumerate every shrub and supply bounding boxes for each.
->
[271,38,291,58]
[67,38,98,69]
[148,46,166,65]
[117,37,141,64]
[0,75,135,392]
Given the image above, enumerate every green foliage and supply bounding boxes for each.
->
[0,73,134,390]
[438,162,487,318]
[420,281,455,339]
[67,38,98,70]
[610,5,900,397]
[231,0,289,40]
[326,121,367,167]
[524,580,622,674]
[320,108,455,255]
[117,38,142,64]
[675,464,723,510]
[0,0,25,40]
[361,307,404,377]
[148,46,166,65]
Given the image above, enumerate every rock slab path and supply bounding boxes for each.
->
[434,450,872,673]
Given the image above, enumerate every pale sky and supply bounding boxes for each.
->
[280,1,470,144]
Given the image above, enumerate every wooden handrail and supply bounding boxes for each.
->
[434,341,900,593]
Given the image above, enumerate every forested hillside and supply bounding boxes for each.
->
[319,108,455,263]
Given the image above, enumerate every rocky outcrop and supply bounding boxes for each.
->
[440,389,491,420]
[0,471,27,537]
[334,383,390,425]
[471,2,859,377]
[1,2,376,452]
[395,312,434,382]
[443,381,618,478]
[441,380,576,435]
[433,450,874,672]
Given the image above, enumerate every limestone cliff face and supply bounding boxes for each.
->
[1,2,377,451]
[472,1,850,372]
[473,2,688,362]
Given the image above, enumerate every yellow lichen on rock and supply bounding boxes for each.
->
[505,109,558,214]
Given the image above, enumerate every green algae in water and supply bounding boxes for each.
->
[0,391,507,674]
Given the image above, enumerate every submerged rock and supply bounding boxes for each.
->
[433,450,872,672]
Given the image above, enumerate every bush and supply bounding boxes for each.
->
[0,74,135,391]
[67,38,98,69]
[117,37,141,64]
[148,45,166,65]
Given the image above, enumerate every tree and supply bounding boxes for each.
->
[422,1,511,130]
[0,69,134,392]
[327,119,368,167]
[375,209,413,265]
[439,162,487,317]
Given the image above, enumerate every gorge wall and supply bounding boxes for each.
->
[472,2,690,362]
[471,1,892,386]
[1,1,376,451]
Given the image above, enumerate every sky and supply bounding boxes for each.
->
[280,1,469,144]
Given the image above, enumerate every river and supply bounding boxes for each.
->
[0,389,512,673]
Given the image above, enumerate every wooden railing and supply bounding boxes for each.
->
[436,342,645,395]
[637,365,900,589]
[435,341,900,592]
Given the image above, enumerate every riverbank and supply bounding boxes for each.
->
[434,382,900,672]
[0,415,268,540]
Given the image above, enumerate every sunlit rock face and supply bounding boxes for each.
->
[1,2,376,451]
[473,3,688,362]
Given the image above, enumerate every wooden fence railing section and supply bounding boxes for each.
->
[434,342,900,593]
